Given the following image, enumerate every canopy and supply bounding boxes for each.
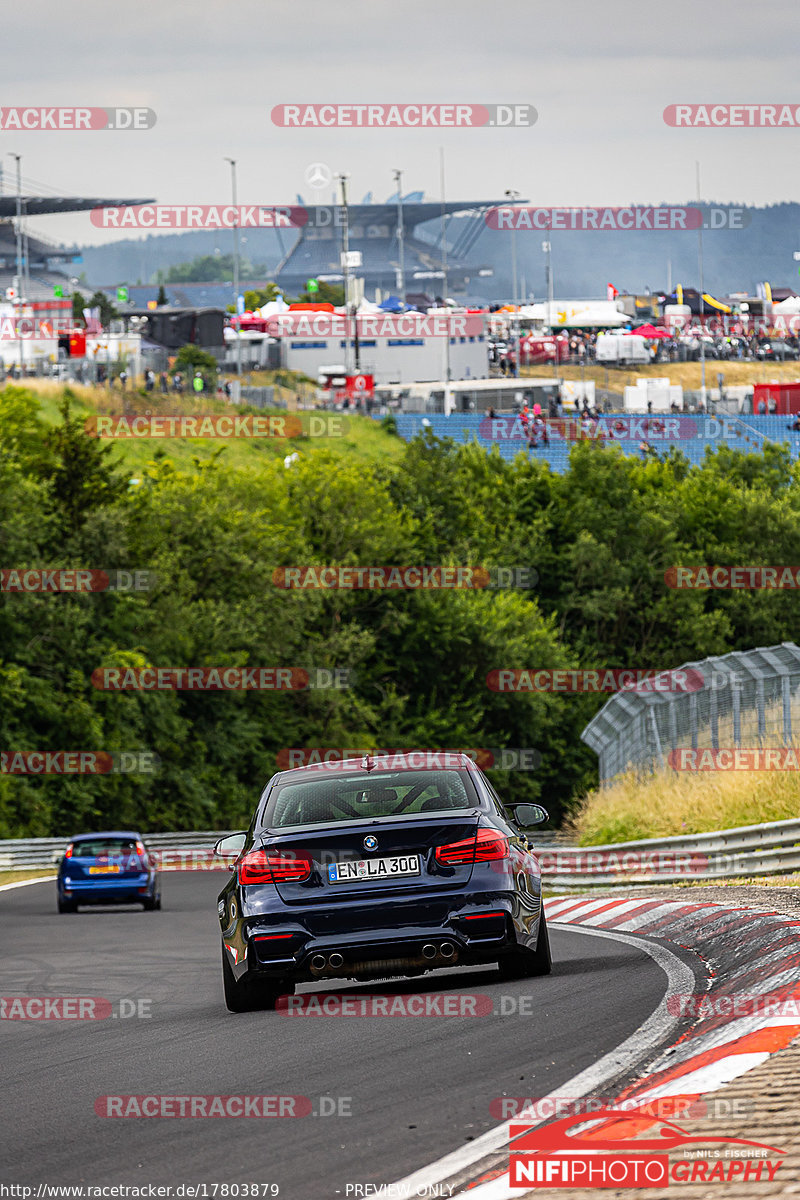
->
[630,324,671,338]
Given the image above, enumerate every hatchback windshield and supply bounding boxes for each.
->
[265,769,478,828]
[72,838,140,857]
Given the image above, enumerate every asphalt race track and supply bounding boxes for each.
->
[2,874,670,1199]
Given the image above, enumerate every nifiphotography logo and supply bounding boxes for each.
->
[509,1106,785,1188]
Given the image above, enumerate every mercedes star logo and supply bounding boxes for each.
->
[304,162,332,189]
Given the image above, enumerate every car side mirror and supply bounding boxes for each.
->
[511,804,548,828]
[214,832,247,860]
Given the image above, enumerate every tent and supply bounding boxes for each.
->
[630,324,671,338]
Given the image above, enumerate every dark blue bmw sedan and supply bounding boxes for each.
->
[215,752,551,1012]
[57,830,161,912]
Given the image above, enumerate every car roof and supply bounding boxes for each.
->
[273,751,480,782]
[70,830,144,840]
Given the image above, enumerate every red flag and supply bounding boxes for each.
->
[607,283,618,300]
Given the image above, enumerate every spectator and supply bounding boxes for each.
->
[193,371,204,394]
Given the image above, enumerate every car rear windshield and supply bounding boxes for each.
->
[265,769,477,828]
[72,839,140,857]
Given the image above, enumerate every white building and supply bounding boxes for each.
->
[280,328,488,384]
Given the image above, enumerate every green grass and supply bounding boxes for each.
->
[21,382,405,473]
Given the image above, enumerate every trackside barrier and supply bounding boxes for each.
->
[2,819,799,881]
[0,831,234,871]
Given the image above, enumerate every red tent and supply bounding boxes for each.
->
[630,324,671,338]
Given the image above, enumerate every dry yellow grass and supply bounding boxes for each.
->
[0,869,56,887]
[570,766,800,845]
[521,360,800,391]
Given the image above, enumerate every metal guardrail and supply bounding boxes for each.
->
[0,831,233,872]
[3,820,800,885]
[536,817,800,887]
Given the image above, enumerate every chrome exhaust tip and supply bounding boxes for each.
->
[310,954,327,972]
[328,952,344,968]
[422,943,438,959]
[440,942,455,959]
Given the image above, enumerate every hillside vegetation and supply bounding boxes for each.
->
[3,383,800,837]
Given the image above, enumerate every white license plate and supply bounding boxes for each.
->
[328,854,420,883]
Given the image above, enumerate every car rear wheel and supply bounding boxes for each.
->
[57,897,77,914]
[498,910,552,979]
[142,893,161,911]
[221,946,295,1013]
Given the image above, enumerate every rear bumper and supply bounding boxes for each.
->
[242,903,537,981]
[59,874,155,904]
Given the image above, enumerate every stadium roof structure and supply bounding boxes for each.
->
[0,188,153,299]
[0,195,151,219]
[274,196,526,294]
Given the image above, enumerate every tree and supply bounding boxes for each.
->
[243,283,282,311]
[43,394,129,535]
[165,254,255,284]
[71,291,86,324]
[88,290,118,327]
[157,284,168,306]
[294,280,345,306]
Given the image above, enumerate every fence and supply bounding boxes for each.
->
[581,642,800,783]
[238,386,279,409]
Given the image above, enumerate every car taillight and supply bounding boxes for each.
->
[237,849,313,884]
[64,844,74,859]
[435,829,509,865]
[135,841,146,858]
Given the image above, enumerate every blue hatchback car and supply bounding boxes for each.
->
[57,830,161,912]
[215,753,551,1011]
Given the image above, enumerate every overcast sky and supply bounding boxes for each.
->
[5,0,800,248]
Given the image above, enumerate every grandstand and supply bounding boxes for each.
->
[386,411,800,471]
[0,182,151,304]
[274,195,511,297]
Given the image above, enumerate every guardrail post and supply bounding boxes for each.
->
[732,680,741,747]
[757,677,766,744]
[783,675,792,744]
[668,701,679,764]
[690,691,698,749]
[710,686,719,750]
